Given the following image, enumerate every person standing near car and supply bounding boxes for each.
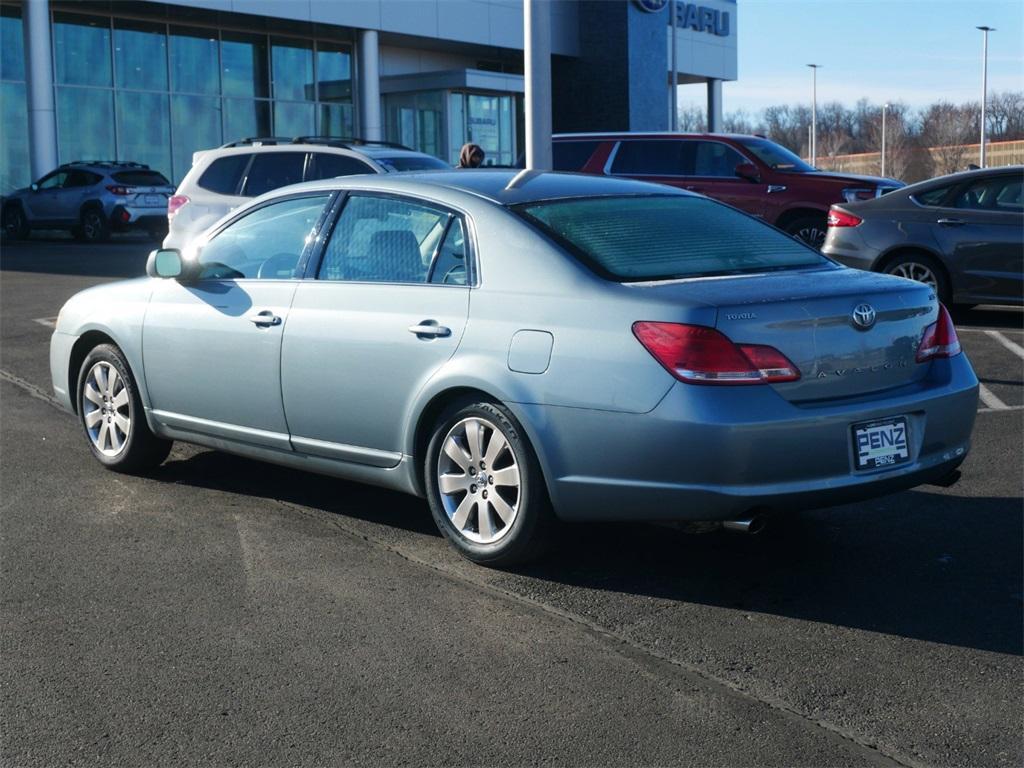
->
[458,143,485,168]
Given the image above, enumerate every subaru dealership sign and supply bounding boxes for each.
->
[635,0,731,37]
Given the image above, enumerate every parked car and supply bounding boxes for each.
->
[823,166,1023,307]
[164,136,451,249]
[2,161,173,242]
[51,171,977,566]
[552,132,904,247]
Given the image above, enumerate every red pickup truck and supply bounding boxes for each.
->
[552,132,904,248]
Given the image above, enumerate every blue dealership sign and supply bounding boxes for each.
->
[633,0,668,12]
[635,0,731,37]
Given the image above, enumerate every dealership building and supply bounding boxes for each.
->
[0,0,737,193]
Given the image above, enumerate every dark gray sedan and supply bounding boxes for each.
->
[822,166,1023,307]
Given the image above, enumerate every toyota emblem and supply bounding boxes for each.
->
[851,303,877,330]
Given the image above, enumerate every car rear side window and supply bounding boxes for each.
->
[197,154,250,195]
[611,140,688,176]
[242,152,307,197]
[318,195,450,284]
[517,195,827,282]
[307,153,375,180]
[912,184,954,207]
[111,170,170,186]
[954,176,1023,212]
[552,141,601,171]
[197,194,331,280]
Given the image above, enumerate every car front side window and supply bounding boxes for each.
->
[196,194,331,280]
[37,171,69,190]
[318,195,451,284]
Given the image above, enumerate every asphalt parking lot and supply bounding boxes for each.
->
[1,237,1021,767]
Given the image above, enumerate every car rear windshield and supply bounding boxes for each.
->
[736,138,816,172]
[374,155,450,172]
[515,195,827,282]
[111,170,170,186]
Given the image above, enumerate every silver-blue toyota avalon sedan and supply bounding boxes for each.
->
[50,170,978,565]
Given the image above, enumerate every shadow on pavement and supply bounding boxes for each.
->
[154,447,1023,656]
[0,236,153,279]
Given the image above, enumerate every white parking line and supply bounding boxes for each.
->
[978,383,1009,411]
[32,317,58,328]
[985,330,1024,360]
[977,405,1024,414]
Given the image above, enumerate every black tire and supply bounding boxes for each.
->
[146,222,168,242]
[76,343,172,473]
[77,207,110,243]
[881,252,951,305]
[424,399,555,567]
[2,204,29,240]
[784,214,828,250]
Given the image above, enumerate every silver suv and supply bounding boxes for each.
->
[2,161,173,243]
[164,136,450,249]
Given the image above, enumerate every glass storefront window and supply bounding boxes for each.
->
[1,82,29,194]
[171,95,221,183]
[221,33,268,99]
[448,93,464,165]
[170,27,220,95]
[316,43,352,103]
[223,98,271,143]
[114,19,167,91]
[57,87,115,162]
[384,91,443,158]
[318,103,354,138]
[116,91,171,177]
[1,6,24,81]
[54,13,112,88]
[272,39,313,102]
[274,101,314,137]
[466,94,514,165]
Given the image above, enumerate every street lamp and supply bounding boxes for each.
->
[807,64,821,166]
[977,26,995,168]
[881,102,889,178]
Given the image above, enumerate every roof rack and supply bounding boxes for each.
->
[291,136,413,151]
[64,160,150,169]
[219,137,293,148]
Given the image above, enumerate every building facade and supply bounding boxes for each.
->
[0,0,737,193]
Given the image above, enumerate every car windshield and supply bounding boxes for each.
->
[736,138,816,172]
[375,156,450,172]
[515,195,827,282]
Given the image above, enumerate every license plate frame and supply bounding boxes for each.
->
[851,416,910,470]
[144,194,162,206]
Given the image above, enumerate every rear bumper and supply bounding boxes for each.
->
[110,205,167,230]
[822,227,882,270]
[514,354,978,522]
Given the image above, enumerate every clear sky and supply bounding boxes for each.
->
[680,0,1024,115]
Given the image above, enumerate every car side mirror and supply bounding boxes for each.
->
[735,163,760,182]
[146,248,196,281]
[30,183,39,192]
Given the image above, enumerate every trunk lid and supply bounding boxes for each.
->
[643,267,936,402]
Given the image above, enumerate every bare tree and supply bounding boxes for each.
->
[920,101,977,175]
[676,104,707,132]
[987,91,1024,140]
[865,103,914,180]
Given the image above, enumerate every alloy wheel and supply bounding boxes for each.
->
[436,416,521,544]
[82,212,103,240]
[887,261,938,290]
[797,225,826,249]
[82,361,131,456]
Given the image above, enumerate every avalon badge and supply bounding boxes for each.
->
[852,303,877,330]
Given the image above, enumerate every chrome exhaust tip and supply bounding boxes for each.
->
[722,516,766,535]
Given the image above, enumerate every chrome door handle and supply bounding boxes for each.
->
[767,184,787,194]
[247,310,282,327]
[408,323,451,338]
[937,218,965,226]
[684,185,703,192]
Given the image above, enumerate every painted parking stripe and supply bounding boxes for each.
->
[32,317,58,328]
[985,330,1024,360]
[977,404,1024,414]
[977,383,1009,411]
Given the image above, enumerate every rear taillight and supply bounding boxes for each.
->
[167,194,189,221]
[632,322,800,385]
[827,206,862,227]
[106,185,128,196]
[916,304,961,363]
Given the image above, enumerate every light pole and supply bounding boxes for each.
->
[977,26,995,168]
[807,64,821,166]
[881,102,889,178]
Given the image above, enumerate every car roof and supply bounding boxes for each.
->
[554,132,766,142]
[270,169,692,207]
[901,164,1024,192]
